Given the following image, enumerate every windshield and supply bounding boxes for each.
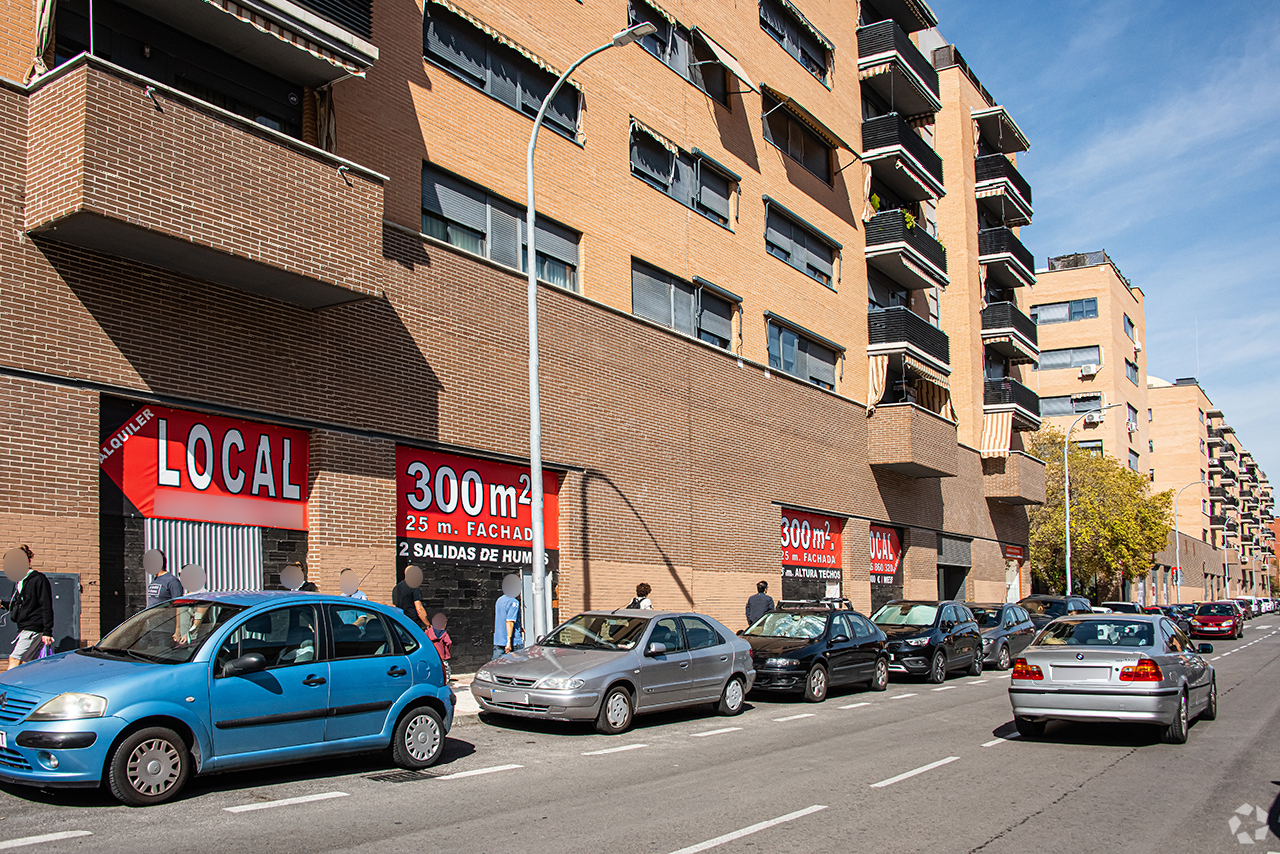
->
[968,607,1001,629]
[1196,603,1236,616]
[745,612,827,639]
[540,614,648,651]
[1020,599,1067,618]
[90,600,245,664]
[1033,619,1153,647]
[872,603,938,627]
[1102,602,1140,613]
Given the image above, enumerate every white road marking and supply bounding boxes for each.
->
[982,734,1021,748]
[772,713,815,722]
[932,686,955,692]
[871,756,961,788]
[969,679,989,684]
[0,832,94,851]
[1211,656,1223,661]
[691,727,742,738]
[436,764,523,780]
[582,744,648,755]
[997,673,1013,679]
[665,805,828,854]
[225,792,349,813]
[890,693,918,700]
[839,702,871,710]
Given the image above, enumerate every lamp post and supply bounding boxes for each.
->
[1063,403,1121,596]
[1172,480,1204,606]
[525,22,655,642]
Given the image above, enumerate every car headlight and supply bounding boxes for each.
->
[537,677,585,690]
[27,693,107,721]
[475,668,494,683]
[903,637,930,647]
[765,658,800,668]
[982,637,994,647]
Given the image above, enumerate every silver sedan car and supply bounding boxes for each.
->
[1008,614,1216,744]
[471,610,755,734]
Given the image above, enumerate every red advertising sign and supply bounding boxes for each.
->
[870,525,902,576]
[1003,544,1025,561]
[396,447,560,572]
[780,510,843,581]
[99,405,309,530]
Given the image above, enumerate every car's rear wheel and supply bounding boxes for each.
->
[996,645,1012,671]
[107,726,190,806]
[392,705,445,769]
[868,656,889,691]
[926,650,947,684]
[1014,717,1045,738]
[596,685,634,734]
[1160,691,1189,744]
[1201,678,1218,721]
[967,647,984,677]
[803,665,828,703]
[717,676,746,716]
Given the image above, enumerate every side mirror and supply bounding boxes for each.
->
[1198,643,1214,655]
[736,629,745,636]
[221,652,267,678]
[645,642,668,657]
[535,635,545,645]
[830,635,850,644]
[941,621,955,632]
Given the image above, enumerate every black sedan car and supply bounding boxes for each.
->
[1018,594,1094,629]
[965,602,1036,670]
[870,600,983,684]
[743,605,889,702]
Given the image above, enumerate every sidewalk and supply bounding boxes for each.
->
[450,672,480,720]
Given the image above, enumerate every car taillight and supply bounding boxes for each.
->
[1119,660,1163,682]
[1011,658,1043,680]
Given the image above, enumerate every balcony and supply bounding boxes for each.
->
[983,377,1041,432]
[1209,486,1238,506]
[1218,467,1239,482]
[868,403,958,478]
[974,154,1033,227]
[867,307,949,372]
[24,58,385,309]
[971,105,1030,155]
[857,20,941,118]
[980,302,1038,364]
[1219,446,1238,460]
[862,0,938,33]
[865,209,949,290]
[862,113,945,202]
[982,451,1046,506]
[978,227,1036,288]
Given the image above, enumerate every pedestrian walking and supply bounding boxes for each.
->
[394,564,429,627]
[627,582,653,610]
[281,561,318,592]
[2,546,54,668]
[426,612,452,681]
[338,568,369,600]
[144,548,183,608]
[745,580,774,627]
[492,574,523,659]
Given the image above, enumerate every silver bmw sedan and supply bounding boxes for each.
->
[1008,614,1216,744]
[471,610,755,734]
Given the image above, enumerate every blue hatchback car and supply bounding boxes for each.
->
[0,592,454,805]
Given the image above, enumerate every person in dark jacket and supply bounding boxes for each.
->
[280,561,319,593]
[745,580,775,628]
[2,546,55,668]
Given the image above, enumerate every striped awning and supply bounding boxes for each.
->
[859,62,893,80]
[761,83,855,153]
[630,117,679,154]
[867,353,889,415]
[975,186,1004,199]
[428,0,581,96]
[984,334,1037,364]
[904,355,954,422]
[635,0,676,26]
[205,0,366,76]
[776,0,835,51]
[692,28,756,92]
[904,353,950,386]
[980,410,1014,459]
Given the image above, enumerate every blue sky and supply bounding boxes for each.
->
[932,0,1280,478]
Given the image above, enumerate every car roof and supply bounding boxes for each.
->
[174,591,400,612]
[965,602,1012,608]
[582,609,697,618]
[1049,613,1161,623]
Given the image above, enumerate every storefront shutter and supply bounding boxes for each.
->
[937,535,973,568]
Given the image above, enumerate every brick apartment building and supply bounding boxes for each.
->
[0,0,1048,669]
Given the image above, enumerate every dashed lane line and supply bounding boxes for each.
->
[969,679,989,685]
[870,756,961,788]
[691,727,742,738]
[889,693,918,700]
[839,702,871,710]
[665,805,828,854]
[436,764,523,780]
[773,713,815,722]
[982,734,1021,748]
[932,686,955,691]
[583,744,648,756]
[0,832,94,850]
[225,792,349,813]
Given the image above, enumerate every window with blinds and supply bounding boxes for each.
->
[630,128,738,228]
[765,204,836,288]
[1034,345,1101,371]
[759,0,830,84]
[422,165,580,291]
[1125,358,1139,385]
[762,93,832,182]
[424,5,580,140]
[1029,298,1097,325]
[631,260,737,349]
[629,0,729,105]
[767,320,838,389]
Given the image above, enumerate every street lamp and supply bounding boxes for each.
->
[1063,403,1121,596]
[525,21,656,642]
[1172,479,1204,606]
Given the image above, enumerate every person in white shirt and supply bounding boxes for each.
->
[338,568,369,600]
[628,582,653,610]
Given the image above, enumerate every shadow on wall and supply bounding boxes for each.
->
[713,86,760,174]
[578,469,692,609]
[872,468,944,531]
[43,240,443,441]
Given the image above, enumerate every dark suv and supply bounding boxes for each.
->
[870,600,983,684]
[743,604,889,702]
[1018,594,1093,629]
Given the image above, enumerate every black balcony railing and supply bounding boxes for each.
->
[857,20,940,99]
[978,227,1035,276]
[861,113,944,189]
[294,0,373,38]
[980,302,1037,346]
[974,154,1032,207]
[984,378,1040,417]
[868,306,950,365]
[865,209,947,273]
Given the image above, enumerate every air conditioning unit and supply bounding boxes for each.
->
[1083,412,1105,425]
[1127,420,1139,435]
[1134,340,1143,353]
[1079,364,1100,378]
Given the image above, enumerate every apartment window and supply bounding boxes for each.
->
[628,1,730,105]
[1201,439,1206,455]
[1150,470,1156,483]
[765,201,839,288]
[631,260,737,349]
[1127,403,1139,427]
[1039,394,1101,417]
[1076,440,1103,456]
[630,123,739,228]
[424,5,581,140]
[1129,450,1140,472]
[1125,359,1139,385]
[767,319,840,389]
[1035,346,1101,371]
[759,0,831,84]
[762,93,833,182]
[1201,469,1206,483]
[1149,440,1154,452]
[1030,298,1097,325]
[1123,313,1135,341]
[1198,408,1205,423]
[1148,408,1153,422]
[422,165,580,291]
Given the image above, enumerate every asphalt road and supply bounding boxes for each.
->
[0,622,1277,854]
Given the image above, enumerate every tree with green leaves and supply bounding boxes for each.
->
[1027,426,1173,599]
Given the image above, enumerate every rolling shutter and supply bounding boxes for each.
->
[525,217,579,267]
[144,518,264,592]
[422,168,487,232]
[699,290,734,345]
[425,10,487,85]
[632,262,672,326]
[489,202,522,269]
[938,535,973,568]
[804,338,837,387]
[765,208,793,257]
[632,132,674,185]
[698,167,732,222]
[1037,348,1073,371]
[673,278,696,335]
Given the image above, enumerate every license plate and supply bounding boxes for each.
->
[491,689,530,706]
[0,731,7,750]
[1052,665,1111,682]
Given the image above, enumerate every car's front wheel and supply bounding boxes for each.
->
[107,726,191,806]
[868,656,889,691]
[596,685,634,734]
[926,650,947,684]
[1160,691,1189,744]
[996,645,1012,671]
[803,665,828,703]
[392,705,445,769]
[717,676,746,716]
